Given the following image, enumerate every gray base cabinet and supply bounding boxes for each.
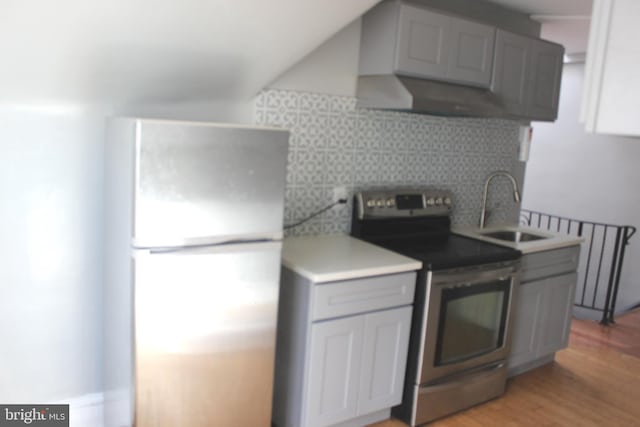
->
[508,246,580,376]
[273,269,416,427]
[307,307,412,427]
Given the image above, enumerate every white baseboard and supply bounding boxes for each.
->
[55,392,104,427]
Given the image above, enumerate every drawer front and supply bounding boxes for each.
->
[521,245,580,283]
[413,363,507,425]
[312,272,416,321]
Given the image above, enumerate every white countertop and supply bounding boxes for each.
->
[453,224,583,254]
[282,235,422,283]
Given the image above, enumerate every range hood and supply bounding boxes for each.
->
[356,75,508,117]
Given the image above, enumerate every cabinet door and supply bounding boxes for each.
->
[491,30,530,116]
[357,306,412,415]
[538,272,577,355]
[447,17,495,87]
[508,281,544,369]
[525,39,564,120]
[395,4,450,79]
[306,316,365,427]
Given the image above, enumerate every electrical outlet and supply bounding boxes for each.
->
[332,186,348,205]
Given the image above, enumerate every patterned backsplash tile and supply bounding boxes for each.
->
[254,89,522,236]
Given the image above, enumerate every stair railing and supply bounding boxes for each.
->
[520,209,636,325]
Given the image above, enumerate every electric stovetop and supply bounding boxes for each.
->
[351,189,521,271]
[360,233,521,271]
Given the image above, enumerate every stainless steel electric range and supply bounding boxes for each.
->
[351,189,521,426]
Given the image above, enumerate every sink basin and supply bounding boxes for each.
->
[480,230,547,243]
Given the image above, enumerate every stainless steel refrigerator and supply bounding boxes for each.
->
[103,118,289,427]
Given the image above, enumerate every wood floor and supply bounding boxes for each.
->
[370,309,640,427]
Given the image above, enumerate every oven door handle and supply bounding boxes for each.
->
[432,267,518,287]
[420,362,506,393]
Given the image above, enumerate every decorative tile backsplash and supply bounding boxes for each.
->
[254,89,522,236]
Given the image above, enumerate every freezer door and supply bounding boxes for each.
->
[133,120,289,247]
[133,241,281,427]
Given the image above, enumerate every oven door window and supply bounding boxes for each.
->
[435,279,510,366]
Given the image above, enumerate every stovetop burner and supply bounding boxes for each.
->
[351,189,520,270]
[364,234,520,270]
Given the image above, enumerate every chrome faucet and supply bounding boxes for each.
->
[479,170,521,229]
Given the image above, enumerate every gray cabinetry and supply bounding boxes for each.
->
[395,4,449,80]
[492,29,564,120]
[273,269,416,427]
[358,0,564,121]
[537,274,576,355]
[526,38,564,120]
[491,30,529,116]
[307,315,364,427]
[508,245,580,376]
[358,307,412,415]
[446,17,495,86]
[361,1,495,88]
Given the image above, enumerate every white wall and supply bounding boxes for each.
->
[0,105,105,401]
[0,102,253,407]
[269,20,363,96]
[0,0,382,413]
[523,63,640,310]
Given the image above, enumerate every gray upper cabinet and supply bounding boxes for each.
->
[491,29,564,120]
[526,38,564,120]
[358,0,564,121]
[361,1,495,88]
[491,30,530,116]
[446,17,495,87]
[395,5,450,79]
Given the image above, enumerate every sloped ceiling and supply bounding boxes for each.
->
[0,0,381,106]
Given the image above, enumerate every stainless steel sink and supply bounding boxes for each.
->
[480,230,547,243]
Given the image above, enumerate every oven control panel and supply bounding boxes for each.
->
[355,189,452,219]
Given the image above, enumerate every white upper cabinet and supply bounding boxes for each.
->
[360,1,495,88]
[581,0,640,136]
[492,30,563,120]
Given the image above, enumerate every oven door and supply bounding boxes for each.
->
[419,264,518,384]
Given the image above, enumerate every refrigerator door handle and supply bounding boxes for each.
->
[140,240,282,256]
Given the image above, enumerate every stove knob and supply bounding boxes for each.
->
[435,197,443,206]
[386,198,395,207]
[375,199,385,208]
[366,199,376,208]
[426,197,435,207]
[444,197,452,207]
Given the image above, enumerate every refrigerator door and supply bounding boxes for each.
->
[133,120,288,248]
[133,241,281,427]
